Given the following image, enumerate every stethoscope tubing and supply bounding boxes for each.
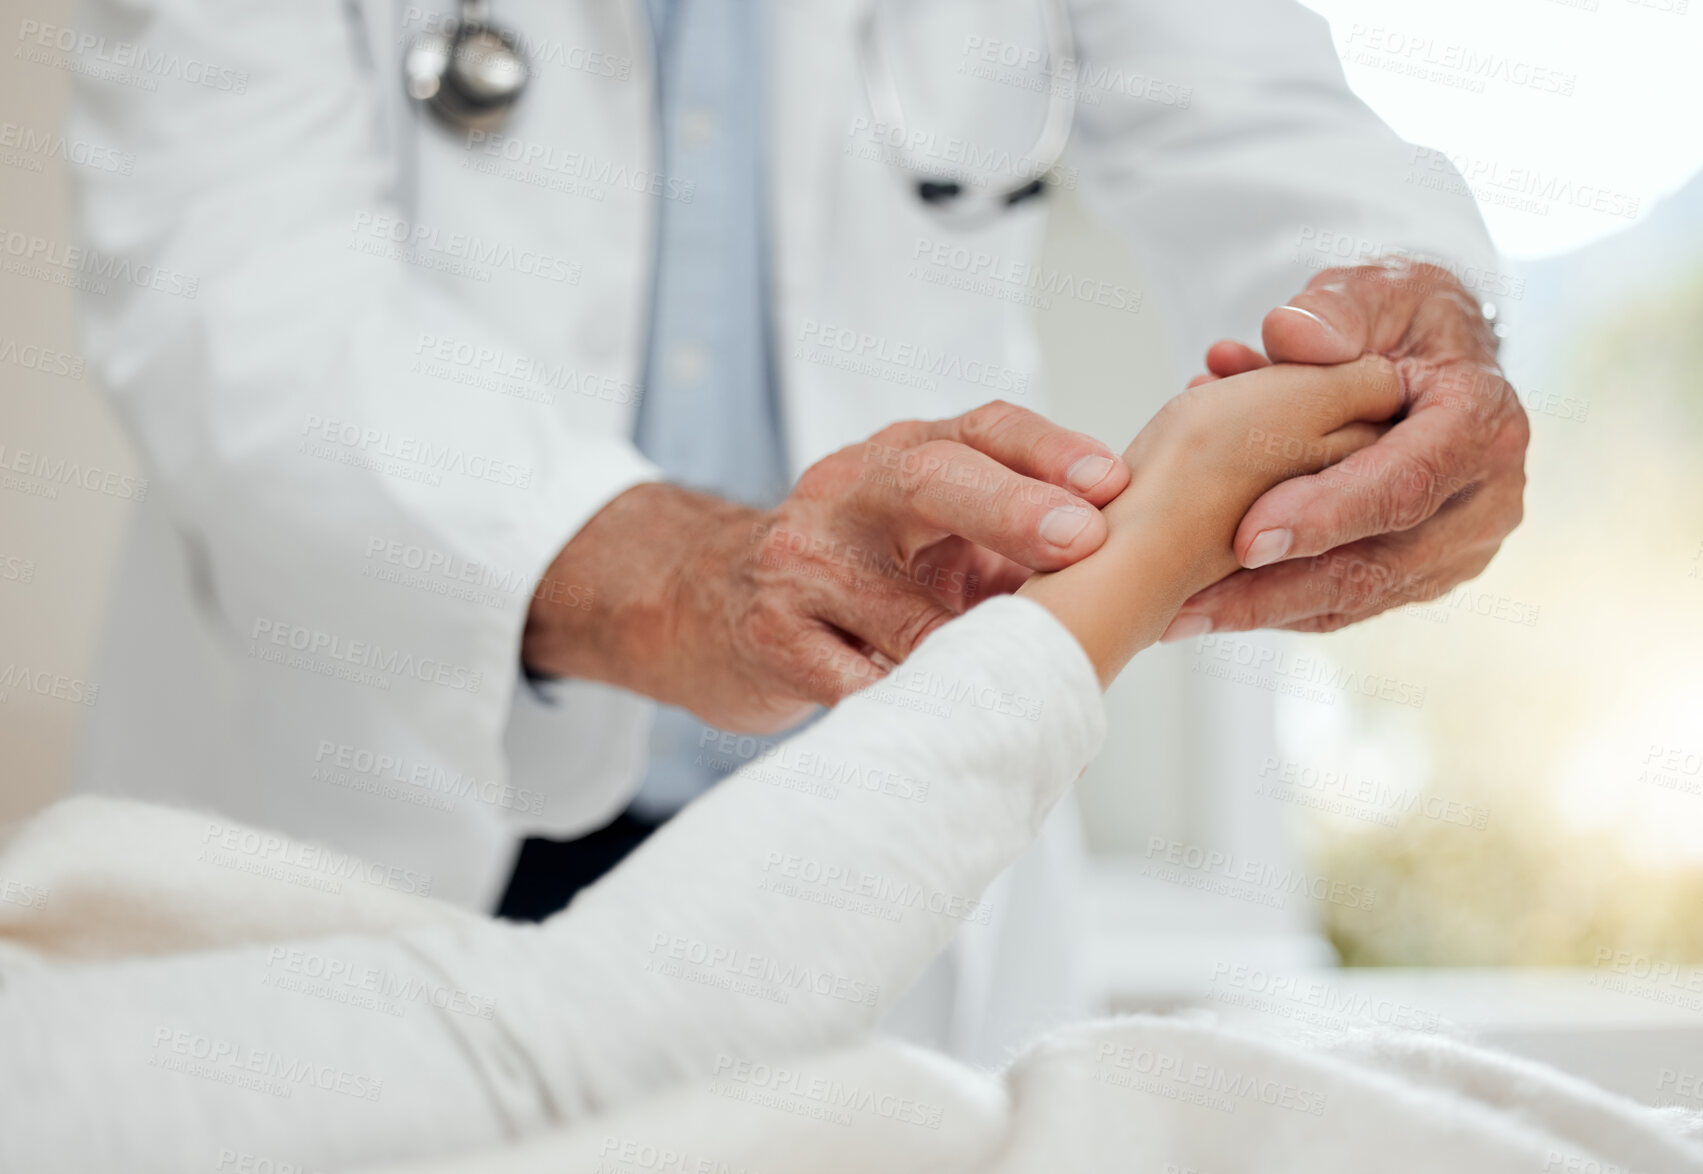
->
[857,0,1077,222]
[407,0,1078,221]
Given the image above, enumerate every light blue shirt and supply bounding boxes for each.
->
[629,0,790,817]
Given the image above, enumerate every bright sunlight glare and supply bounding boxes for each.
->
[1299,0,1703,259]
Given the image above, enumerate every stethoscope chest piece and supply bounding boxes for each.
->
[405,5,529,131]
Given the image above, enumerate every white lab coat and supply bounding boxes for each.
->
[65,0,1493,1061]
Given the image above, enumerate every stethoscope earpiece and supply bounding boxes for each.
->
[915,176,1048,211]
[404,2,529,132]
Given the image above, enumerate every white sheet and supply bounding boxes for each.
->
[2,597,1697,1173]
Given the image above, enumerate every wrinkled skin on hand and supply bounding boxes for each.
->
[525,402,1129,732]
[1163,260,1529,640]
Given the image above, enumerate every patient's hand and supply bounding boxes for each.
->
[1020,356,1402,684]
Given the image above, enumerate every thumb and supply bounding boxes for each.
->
[1264,261,1475,366]
[1262,300,1367,365]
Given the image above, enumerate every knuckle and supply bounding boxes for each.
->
[1485,372,1522,413]
[899,438,963,503]
[1491,397,1532,462]
[791,464,832,499]
[1462,475,1524,549]
[1459,483,1522,553]
[870,419,926,448]
[794,451,861,502]
[1384,491,1433,534]
[1459,547,1497,583]
[1503,489,1525,535]
[1382,453,1446,530]
[959,400,1027,447]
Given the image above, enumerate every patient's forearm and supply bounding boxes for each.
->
[488,597,1104,1114]
[0,599,1105,1173]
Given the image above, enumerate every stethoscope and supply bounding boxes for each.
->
[402,0,530,131]
[403,0,1078,221]
[858,0,1077,223]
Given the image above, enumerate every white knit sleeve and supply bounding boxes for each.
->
[0,596,1104,1173]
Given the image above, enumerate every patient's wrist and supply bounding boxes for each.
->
[1017,464,1214,685]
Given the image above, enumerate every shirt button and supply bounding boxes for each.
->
[666,343,710,385]
[680,108,718,151]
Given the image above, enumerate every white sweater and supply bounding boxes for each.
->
[0,596,1105,1173]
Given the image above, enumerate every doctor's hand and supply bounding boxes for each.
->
[1161,260,1529,640]
[523,402,1129,732]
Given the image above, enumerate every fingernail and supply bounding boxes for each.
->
[1039,506,1092,547]
[1067,454,1116,493]
[1243,528,1293,569]
[1161,614,1212,643]
[1276,304,1341,343]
